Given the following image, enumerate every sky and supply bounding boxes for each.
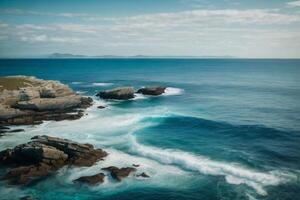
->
[0,0,300,58]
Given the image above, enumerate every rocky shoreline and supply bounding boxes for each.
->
[0,135,149,187]
[0,76,160,192]
[0,76,93,134]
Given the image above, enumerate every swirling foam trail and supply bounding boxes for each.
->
[163,87,184,96]
[129,136,295,196]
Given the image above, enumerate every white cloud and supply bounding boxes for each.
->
[287,1,300,7]
[0,8,90,18]
[1,8,300,57]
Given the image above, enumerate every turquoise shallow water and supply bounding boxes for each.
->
[0,59,300,200]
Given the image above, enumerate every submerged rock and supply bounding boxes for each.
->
[132,164,140,167]
[96,87,134,100]
[97,105,106,109]
[0,135,107,185]
[137,86,166,96]
[137,172,150,178]
[102,166,136,181]
[73,173,105,185]
[0,76,93,126]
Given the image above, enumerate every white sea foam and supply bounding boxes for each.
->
[71,81,83,85]
[76,90,87,94]
[163,87,184,96]
[92,82,113,86]
[129,136,296,196]
[64,148,189,192]
[133,93,148,100]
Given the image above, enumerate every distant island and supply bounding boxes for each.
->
[48,53,235,59]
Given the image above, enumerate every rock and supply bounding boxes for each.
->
[96,87,134,100]
[137,86,166,96]
[80,97,93,109]
[137,172,150,178]
[73,173,105,185]
[102,166,136,181]
[97,105,106,109]
[0,76,93,126]
[0,135,107,185]
[132,164,140,167]
[14,95,82,111]
[0,104,27,120]
[8,129,25,133]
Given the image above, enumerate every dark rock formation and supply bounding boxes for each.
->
[132,164,140,167]
[137,172,150,178]
[137,86,166,96]
[96,87,134,100]
[73,173,105,185]
[0,135,107,185]
[0,76,93,126]
[97,105,106,109]
[102,166,136,181]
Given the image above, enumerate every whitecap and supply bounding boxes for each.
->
[163,87,184,96]
[71,81,83,85]
[76,91,87,94]
[129,136,296,196]
[133,93,148,100]
[92,82,113,87]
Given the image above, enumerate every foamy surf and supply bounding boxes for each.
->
[92,82,113,86]
[129,136,296,196]
[163,87,184,96]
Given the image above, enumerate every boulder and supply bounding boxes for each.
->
[0,135,107,185]
[96,87,134,100]
[97,106,106,109]
[102,166,136,181]
[73,173,105,185]
[137,86,166,96]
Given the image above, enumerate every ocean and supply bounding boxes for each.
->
[0,59,300,200]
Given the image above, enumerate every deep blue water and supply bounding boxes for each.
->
[0,59,300,200]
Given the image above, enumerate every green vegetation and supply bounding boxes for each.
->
[0,77,37,92]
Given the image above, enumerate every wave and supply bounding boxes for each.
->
[71,81,83,85]
[92,82,113,87]
[163,87,184,96]
[129,135,296,196]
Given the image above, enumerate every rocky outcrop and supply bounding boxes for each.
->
[0,135,107,185]
[96,87,134,100]
[73,173,105,185]
[137,86,166,96]
[0,76,93,126]
[102,166,136,181]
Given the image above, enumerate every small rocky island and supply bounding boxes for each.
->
[0,76,93,134]
[96,86,166,100]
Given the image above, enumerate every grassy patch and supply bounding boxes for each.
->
[0,77,37,92]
